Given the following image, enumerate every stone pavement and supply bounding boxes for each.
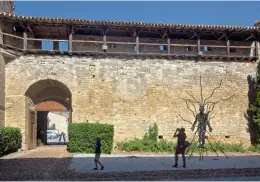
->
[71,154,260,173]
[1,146,260,181]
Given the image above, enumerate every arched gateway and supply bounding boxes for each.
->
[25,79,72,149]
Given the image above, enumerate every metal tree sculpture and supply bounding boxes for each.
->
[179,75,235,160]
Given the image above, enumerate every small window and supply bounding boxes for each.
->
[41,40,53,50]
[59,42,69,51]
[225,135,230,139]
[134,45,137,52]
[204,46,212,52]
[108,44,117,49]
[159,45,167,51]
[186,46,193,51]
[230,48,236,53]
[158,135,163,139]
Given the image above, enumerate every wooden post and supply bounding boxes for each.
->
[227,39,230,57]
[197,38,200,54]
[255,40,259,57]
[23,31,27,50]
[103,34,107,45]
[69,26,74,52]
[69,34,73,52]
[136,35,139,54]
[53,41,59,50]
[167,37,170,55]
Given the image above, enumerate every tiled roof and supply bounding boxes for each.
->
[0,12,259,32]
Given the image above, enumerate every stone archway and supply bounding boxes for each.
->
[25,79,72,149]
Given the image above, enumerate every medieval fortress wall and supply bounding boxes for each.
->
[0,0,14,126]
[5,54,257,147]
[0,6,259,148]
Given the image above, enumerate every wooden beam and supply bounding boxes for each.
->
[167,37,170,55]
[197,38,200,54]
[69,33,73,52]
[69,26,74,52]
[190,32,198,40]
[245,34,255,41]
[23,31,27,50]
[218,33,226,41]
[103,34,107,45]
[227,39,230,57]
[136,35,139,54]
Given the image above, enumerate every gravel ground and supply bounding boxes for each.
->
[1,146,260,181]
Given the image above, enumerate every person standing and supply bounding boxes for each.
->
[93,137,104,170]
[173,128,187,168]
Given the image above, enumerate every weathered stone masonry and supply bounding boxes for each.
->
[5,55,257,148]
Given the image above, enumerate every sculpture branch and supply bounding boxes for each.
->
[182,98,196,117]
[205,94,235,113]
[203,80,223,104]
[185,91,201,104]
[200,75,203,103]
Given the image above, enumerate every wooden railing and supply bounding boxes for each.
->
[0,31,259,58]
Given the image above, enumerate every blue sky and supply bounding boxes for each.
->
[14,1,260,27]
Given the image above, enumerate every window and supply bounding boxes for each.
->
[159,45,167,51]
[134,45,137,52]
[230,48,236,53]
[41,40,53,50]
[59,42,69,51]
[186,46,193,51]
[204,46,212,52]
[108,44,117,49]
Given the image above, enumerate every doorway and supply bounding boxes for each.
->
[25,79,72,149]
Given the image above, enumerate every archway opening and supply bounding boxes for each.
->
[25,79,72,149]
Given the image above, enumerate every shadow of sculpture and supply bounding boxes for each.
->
[245,75,257,145]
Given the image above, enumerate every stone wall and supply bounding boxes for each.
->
[5,55,258,149]
[0,53,4,126]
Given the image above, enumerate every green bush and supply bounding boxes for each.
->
[118,123,176,152]
[67,123,114,154]
[0,127,22,155]
[248,144,260,152]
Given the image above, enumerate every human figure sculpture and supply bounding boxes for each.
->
[191,105,213,148]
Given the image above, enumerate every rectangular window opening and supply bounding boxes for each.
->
[108,44,117,49]
[159,45,167,51]
[41,40,53,50]
[59,42,69,51]
[230,48,236,53]
[204,46,212,52]
[134,45,137,52]
[186,46,193,51]
[158,135,163,139]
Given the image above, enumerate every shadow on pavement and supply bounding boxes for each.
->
[0,155,260,181]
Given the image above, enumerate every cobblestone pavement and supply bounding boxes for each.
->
[1,146,260,181]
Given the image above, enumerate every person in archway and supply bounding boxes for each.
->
[93,137,104,170]
[173,127,187,168]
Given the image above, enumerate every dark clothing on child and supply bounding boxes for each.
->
[95,140,101,153]
[176,132,187,154]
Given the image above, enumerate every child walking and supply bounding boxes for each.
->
[93,137,104,170]
[173,128,187,168]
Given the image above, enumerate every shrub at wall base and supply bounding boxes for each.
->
[0,127,22,155]
[67,123,114,154]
